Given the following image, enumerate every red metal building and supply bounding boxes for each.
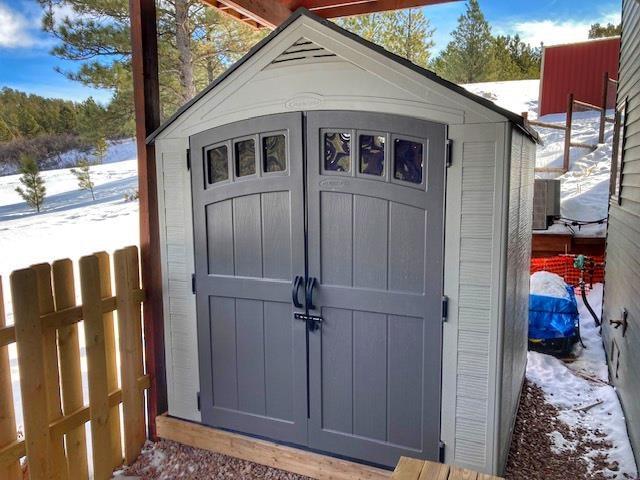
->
[539,37,620,116]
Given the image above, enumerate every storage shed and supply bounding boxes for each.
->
[148,9,537,476]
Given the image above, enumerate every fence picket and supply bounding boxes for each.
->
[11,268,50,479]
[95,251,124,469]
[80,255,113,480]
[52,259,89,480]
[0,278,21,480]
[33,263,69,480]
[115,247,146,463]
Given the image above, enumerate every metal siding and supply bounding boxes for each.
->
[603,0,640,467]
[539,38,621,116]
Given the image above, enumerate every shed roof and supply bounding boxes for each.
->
[147,8,539,144]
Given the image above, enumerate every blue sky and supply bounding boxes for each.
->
[0,0,622,104]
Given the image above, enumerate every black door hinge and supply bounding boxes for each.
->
[186,148,191,170]
[191,273,196,294]
[442,295,449,322]
[439,441,446,463]
[445,139,452,167]
[197,391,201,411]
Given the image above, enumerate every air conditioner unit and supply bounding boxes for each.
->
[533,179,561,230]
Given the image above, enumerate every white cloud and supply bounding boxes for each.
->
[0,2,39,48]
[501,10,622,47]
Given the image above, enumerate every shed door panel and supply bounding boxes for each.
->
[306,111,446,467]
[191,113,308,445]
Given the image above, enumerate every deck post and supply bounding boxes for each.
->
[128,0,167,439]
[598,71,608,143]
[563,93,574,172]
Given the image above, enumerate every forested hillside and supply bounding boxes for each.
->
[0,88,131,171]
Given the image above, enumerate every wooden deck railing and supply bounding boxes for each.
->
[0,246,149,480]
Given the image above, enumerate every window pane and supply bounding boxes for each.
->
[324,132,351,172]
[207,145,228,184]
[359,134,385,176]
[394,139,423,184]
[235,139,256,177]
[263,134,286,172]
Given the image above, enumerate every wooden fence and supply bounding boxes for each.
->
[525,72,618,174]
[0,246,149,480]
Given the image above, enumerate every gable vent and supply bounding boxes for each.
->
[268,38,337,67]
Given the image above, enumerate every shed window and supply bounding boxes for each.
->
[610,98,627,204]
[207,145,229,184]
[235,139,256,177]
[263,134,286,172]
[394,139,423,184]
[324,132,351,172]
[359,134,385,176]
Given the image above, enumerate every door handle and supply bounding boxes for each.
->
[305,277,317,310]
[292,275,304,308]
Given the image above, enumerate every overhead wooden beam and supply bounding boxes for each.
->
[216,0,292,28]
[303,0,458,17]
[128,0,167,440]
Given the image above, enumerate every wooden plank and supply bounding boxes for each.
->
[0,439,25,469]
[95,252,124,469]
[114,247,146,463]
[391,456,424,479]
[32,263,69,480]
[216,0,291,28]
[449,466,478,480]
[0,325,15,348]
[310,0,458,19]
[52,259,89,480]
[129,0,167,439]
[418,461,450,480]
[156,414,391,480]
[0,278,21,479]
[11,268,50,479]
[564,93,573,171]
[79,255,112,480]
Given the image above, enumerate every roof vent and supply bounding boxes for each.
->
[268,38,337,67]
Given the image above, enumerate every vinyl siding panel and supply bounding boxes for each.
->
[603,0,640,467]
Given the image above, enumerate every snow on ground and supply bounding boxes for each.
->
[0,139,139,437]
[526,285,638,478]
[463,80,611,237]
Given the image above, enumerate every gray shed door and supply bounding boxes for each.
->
[191,111,445,468]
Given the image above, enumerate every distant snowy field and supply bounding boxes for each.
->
[464,80,611,236]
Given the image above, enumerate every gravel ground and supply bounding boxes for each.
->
[114,440,311,480]
[505,380,633,480]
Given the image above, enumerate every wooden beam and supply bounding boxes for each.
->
[308,0,459,18]
[128,0,167,439]
[156,414,391,480]
[216,0,292,28]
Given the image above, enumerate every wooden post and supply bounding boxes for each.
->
[95,252,124,469]
[599,71,609,144]
[114,247,146,463]
[564,93,574,172]
[52,259,89,480]
[0,278,21,480]
[79,255,112,480]
[129,0,167,438]
[32,263,68,480]
[11,268,50,479]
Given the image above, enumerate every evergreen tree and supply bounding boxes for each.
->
[431,0,494,83]
[588,22,621,39]
[15,155,46,212]
[70,158,96,200]
[338,9,435,67]
[489,34,541,80]
[94,137,108,164]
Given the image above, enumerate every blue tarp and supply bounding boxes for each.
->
[529,286,579,340]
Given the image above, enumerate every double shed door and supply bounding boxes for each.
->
[191,111,446,468]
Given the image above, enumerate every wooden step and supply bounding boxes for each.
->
[391,456,503,480]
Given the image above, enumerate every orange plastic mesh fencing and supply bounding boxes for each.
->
[530,255,605,286]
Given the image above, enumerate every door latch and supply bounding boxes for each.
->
[294,312,323,331]
[609,308,628,337]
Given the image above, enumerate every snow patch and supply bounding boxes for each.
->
[530,271,570,299]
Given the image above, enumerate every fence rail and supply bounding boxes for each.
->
[0,246,148,480]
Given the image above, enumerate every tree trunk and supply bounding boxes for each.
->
[175,0,196,103]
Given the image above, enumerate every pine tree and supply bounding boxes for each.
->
[338,9,435,67]
[94,137,108,164]
[588,23,621,39]
[15,155,46,213]
[70,158,96,200]
[431,0,494,83]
